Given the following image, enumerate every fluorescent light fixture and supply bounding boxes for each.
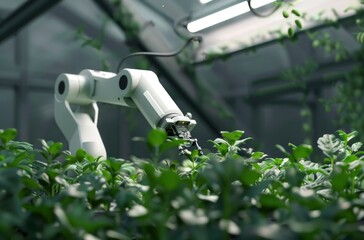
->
[187,2,249,33]
[250,0,276,9]
[200,0,213,4]
[187,0,276,33]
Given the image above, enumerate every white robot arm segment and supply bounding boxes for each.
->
[54,68,199,158]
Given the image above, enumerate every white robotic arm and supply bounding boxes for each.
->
[54,68,200,158]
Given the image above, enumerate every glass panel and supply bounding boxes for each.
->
[28,91,66,147]
[260,105,304,156]
[0,36,16,72]
[0,87,15,129]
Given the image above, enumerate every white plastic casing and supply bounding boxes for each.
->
[119,69,184,128]
[54,68,192,158]
[54,72,106,157]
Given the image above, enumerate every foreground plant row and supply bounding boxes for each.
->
[0,128,363,239]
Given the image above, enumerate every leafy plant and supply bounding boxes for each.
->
[308,31,349,62]
[282,8,304,38]
[1,128,363,239]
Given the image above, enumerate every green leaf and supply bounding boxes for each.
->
[76,148,88,159]
[240,168,261,185]
[160,138,187,153]
[251,151,267,159]
[337,130,348,143]
[189,149,200,161]
[317,189,333,200]
[209,139,229,156]
[293,144,313,159]
[143,163,156,184]
[235,137,253,147]
[48,142,63,156]
[128,205,148,217]
[351,142,362,152]
[337,130,358,144]
[147,129,167,147]
[7,141,33,151]
[219,219,241,235]
[83,162,98,172]
[107,158,124,172]
[317,134,343,158]
[159,170,180,191]
[282,10,289,18]
[343,155,358,163]
[285,167,305,187]
[291,9,301,17]
[221,130,245,145]
[54,203,73,231]
[288,27,295,38]
[106,230,129,240]
[22,178,42,190]
[276,144,292,158]
[331,171,348,192]
[197,194,218,203]
[349,160,361,171]
[260,194,286,208]
[304,167,329,176]
[102,169,112,182]
[179,208,209,225]
[0,128,17,145]
[295,19,303,29]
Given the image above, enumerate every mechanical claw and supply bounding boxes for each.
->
[178,137,203,156]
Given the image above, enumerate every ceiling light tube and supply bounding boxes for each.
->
[187,2,249,33]
[187,0,276,33]
[250,0,276,9]
[200,0,213,4]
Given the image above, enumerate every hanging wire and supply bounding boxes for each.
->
[116,36,202,73]
[247,0,282,18]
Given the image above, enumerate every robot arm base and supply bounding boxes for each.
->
[55,100,107,158]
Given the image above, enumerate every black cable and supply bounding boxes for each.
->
[247,0,281,18]
[116,36,202,73]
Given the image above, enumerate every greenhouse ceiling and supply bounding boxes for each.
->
[133,0,360,62]
[0,0,360,58]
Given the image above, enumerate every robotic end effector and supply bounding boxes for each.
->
[160,113,203,155]
[54,68,202,158]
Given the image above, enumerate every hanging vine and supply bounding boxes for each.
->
[321,3,364,141]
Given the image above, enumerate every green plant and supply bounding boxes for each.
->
[282,7,304,38]
[330,66,364,141]
[307,31,349,62]
[322,4,364,142]
[1,127,363,239]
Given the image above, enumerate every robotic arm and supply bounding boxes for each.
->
[54,68,201,158]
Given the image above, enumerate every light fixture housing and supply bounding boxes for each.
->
[200,0,213,4]
[187,0,276,33]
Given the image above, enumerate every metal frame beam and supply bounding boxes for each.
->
[194,15,359,66]
[245,72,347,103]
[0,0,63,44]
[219,57,357,100]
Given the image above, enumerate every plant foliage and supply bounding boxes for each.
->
[0,128,363,239]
